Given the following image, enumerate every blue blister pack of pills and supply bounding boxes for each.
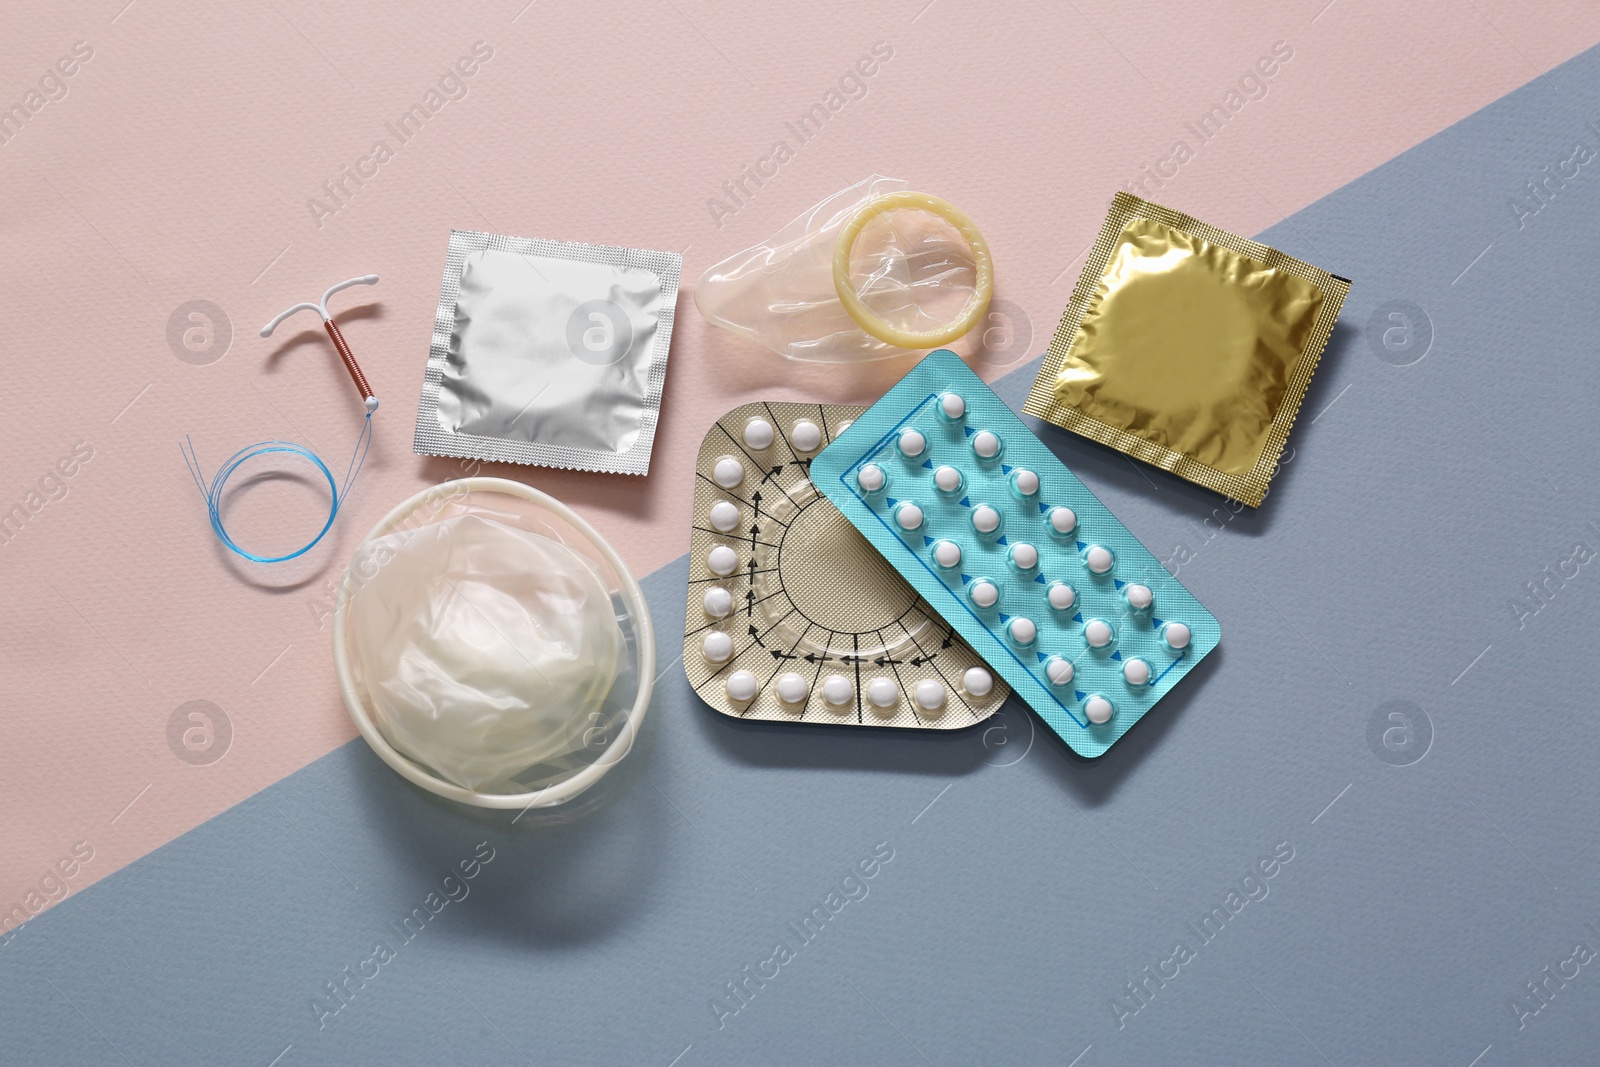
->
[811,349,1220,757]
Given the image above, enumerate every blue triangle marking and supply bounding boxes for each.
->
[1034,573,1047,584]
[997,535,1008,545]
[1074,689,1086,701]
[1038,502,1050,513]
[1075,540,1087,551]
[958,496,971,507]
[921,459,933,469]
[998,612,1011,623]
[960,573,973,583]
[1036,651,1049,663]
[963,426,976,437]
[1001,464,1013,474]
[1113,579,1125,589]
[1110,651,1122,661]
[885,497,898,507]
[923,536,936,546]
[1072,612,1083,623]
[1151,616,1165,627]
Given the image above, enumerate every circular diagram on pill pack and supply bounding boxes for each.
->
[685,402,1009,729]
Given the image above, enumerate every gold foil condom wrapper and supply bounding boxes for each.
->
[1023,192,1349,507]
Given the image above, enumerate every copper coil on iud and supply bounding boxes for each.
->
[261,275,381,413]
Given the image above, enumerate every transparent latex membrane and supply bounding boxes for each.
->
[695,176,983,363]
[340,485,645,800]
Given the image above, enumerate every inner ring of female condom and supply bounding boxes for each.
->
[830,190,994,350]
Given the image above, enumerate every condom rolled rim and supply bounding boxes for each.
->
[331,477,655,809]
[831,191,993,350]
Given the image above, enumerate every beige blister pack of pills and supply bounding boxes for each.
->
[684,402,1009,728]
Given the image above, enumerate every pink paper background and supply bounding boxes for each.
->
[3,0,1595,915]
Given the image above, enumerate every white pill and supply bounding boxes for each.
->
[1045,657,1074,686]
[898,428,926,457]
[791,420,822,452]
[709,500,740,532]
[1047,583,1076,611]
[940,393,966,419]
[703,587,733,618]
[932,540,962,568]
[972,430,1001,459]
[1125,583,1152,610]
[1084,618,1113,648]
[1163,622,1192,650]
[934,465,963,492]
[707,545,739,576]
[1123,659,1152,686]
[969,579,999,609]
[971,504,1000,534]
[1085,694,1114,725]
[702,631,733,663]
[1013,469,1040,496]
[895,503,924,531]
[867,677,898,710]
[726,670,759,702]
[1010,543,1039,570]
[743,418,775,450]
[857,463,886,493]
[1048,506,1077,535]
[775,671,809,704]
[822,674,854,708]
[713,456,744,489]
[1084,544,1114,574]
[1008,617,1037,645]
[963,667,994,698]
[914,679,947,711]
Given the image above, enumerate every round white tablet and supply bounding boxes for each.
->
[932,540,962,568]
[1045,657,1074,686]
[726,670,759,702]
[913,679,947,711]
[1047,506,1077,535]
[1084,544,1114,574]
[895,502,924,531]
[1008,617,1037,645]
[963,667,994,698]
[702,631,733,663]
[857,463,886,493]
[972,430,1001,459]
[1123,658,1152,686]
[969,579,999,609]
[743,418,775,450]
[898,428,926,457]
[707,545,739,576]
[940,393,966,420]
[1012,469,1040,496]
[1085,694,1114,725]
[1083,618,1113,648]
[1010,543,1039,570]
[791,420,822,452]
[713,456,744,489]
[866,677,898,710]
[934,465,963,492]
[709,500,740,532]
[1162,622,1192,650]
[703,587,733,618]
[1125,583,1152,610]
[1046,582,1076,611]
[822,674,854,708]
[775,671,809,704]
[971,504,1000,534]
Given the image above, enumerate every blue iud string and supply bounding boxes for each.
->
[181,275,381,564]
[812,349,1220,758]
